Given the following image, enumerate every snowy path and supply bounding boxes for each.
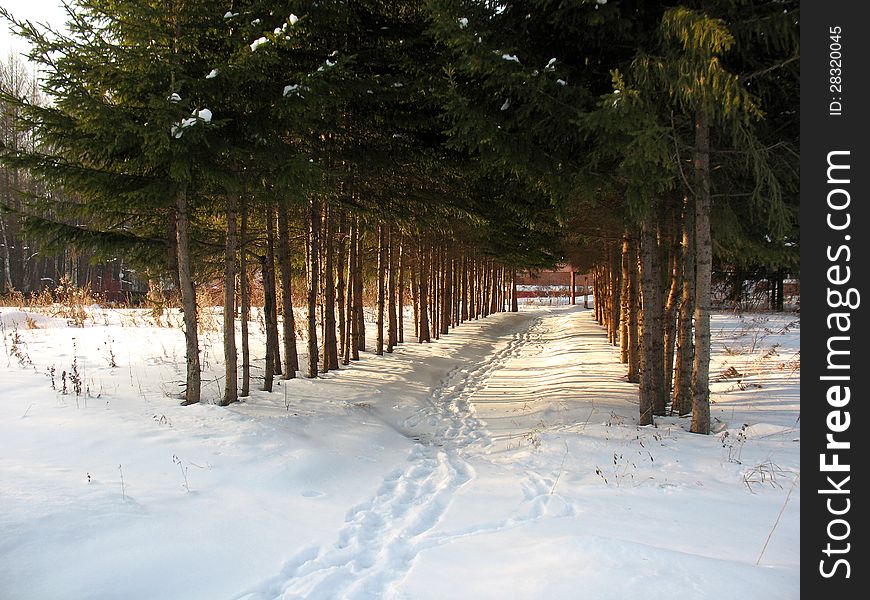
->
[240,312,553,599]
[239,309,645,600]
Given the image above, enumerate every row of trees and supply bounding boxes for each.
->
[2,53,150,297]
[1,0,798,434]
[428,0,798,433]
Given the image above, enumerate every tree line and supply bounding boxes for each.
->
[0,0,798,434]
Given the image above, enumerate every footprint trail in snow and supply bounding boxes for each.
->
[238,313,573,600]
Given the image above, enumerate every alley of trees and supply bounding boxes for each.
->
[0,1,799,434]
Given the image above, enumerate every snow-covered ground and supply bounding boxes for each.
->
[0,304,799,599]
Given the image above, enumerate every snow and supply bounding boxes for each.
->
[283,84,301,97]
[224,11,238,19]
[170,109,212,138]
[250,37,269,52]
[167,93,181,102]
[458,17,468,29]
[0,305,799,598]
[556,79,567,86]
[288,14,299,26]
[545,57,557,71]
[206,69,218,79]
[500,98,511,111]
[502,53,520,63]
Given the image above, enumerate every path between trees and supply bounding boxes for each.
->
[238,306,641,599]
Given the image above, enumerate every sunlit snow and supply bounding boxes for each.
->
[0,305,799,599]
[250,37,269,52]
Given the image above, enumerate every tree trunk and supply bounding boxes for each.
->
[345,216,357,364]
[353,224,365,354]
[376,224,386,355]
[323,202,339,371]
[221,194,238,406]
[489,263,499,315]
[166,209,181,296]
[663,206,682,408]
[441,243,452,336]
[639,218,665,425]
[240,197,250,397]
[627,235,640,383]
[411,245,420,339]
[509,269,517,312]
[261,219,278,393]
[397,238,405,344]
[387,226,398,351]
[277,203,298,378]
[307,196,320,378]
[650,222,667,416]
[175,188,200,405]
[337,214,348,364]
[0,216,14,293]
[596,266,604,325]
[418,242,430,343]
[609,245,621,347]
[461,255,469,320]
[620,233,631,363]
[266,211,281,377]
[691,109,712,434]
[673,196,696,415]
[453,255,461,325]
[431,246,439,338]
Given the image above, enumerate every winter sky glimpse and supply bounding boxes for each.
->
[1,0,68,60]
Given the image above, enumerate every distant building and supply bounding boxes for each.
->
[515,265,591,305]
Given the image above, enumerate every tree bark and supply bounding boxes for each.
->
[345,216,357,364]
[481,261,490,317]
[627,235,640,383]
[489,263,499,315]
[609,245,621,347]
[411,245,420,339]
[266,211,281,377]
[418,242,431,342]
[175,188,200,405]
[639,218,666,425]
[663,206,682,408]
[166,209,181,296]
[277,203,298,378]
[307,196,320,378]
[387,226,398,351]
[673,196,696,415]
[240,197,250,397]
[469,258,477,319]
[337,214,348,364]
[323,202,339,371]
[352,224,365,354]
[440,242,452,335]
[221,194,238,406]
[397,237,405,344]
[261,216,278,392]
[376,225,386,355]
[457,257,464,323]
[620,233,631,364]
[431,246,439,338]
[691,109,712,434]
